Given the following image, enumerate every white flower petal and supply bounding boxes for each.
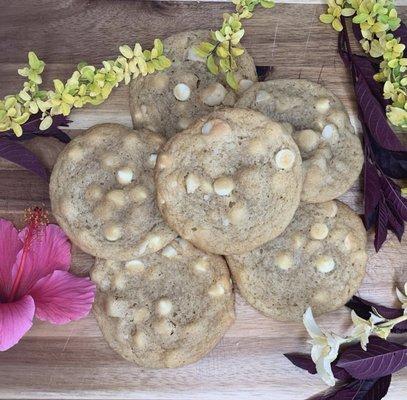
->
[316,357,336,387]
[396,286,407,304]
[303,307,323,338]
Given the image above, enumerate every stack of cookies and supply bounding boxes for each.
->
[50,30,367,368]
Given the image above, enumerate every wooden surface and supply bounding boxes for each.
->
[0,1,406,399]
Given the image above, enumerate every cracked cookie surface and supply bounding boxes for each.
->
[50,123,176,261]
[155,107,303,255]
[236,79,364,203]
[91,238,235,368]
[226,201,367,321]
[129,30,257,138]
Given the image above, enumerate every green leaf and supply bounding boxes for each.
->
[214,30,226,43]
[319,14,334,24]
[260,0,275,9]
[231,29,245,45]
[119,45,134,59]
[231,46,245,57]
[28,52,41,69]
[341,8,355,17]
[206,54,219,75]
[226,71,238,90]
[53,79,65,93]
[39,115,53,130]
[154,38,164,56]
[157,56,171,69]
[216,46,229,58]
[143,50,151,61]
[199,42,216,54]
[332,18,343,32]
[353,13,369,24]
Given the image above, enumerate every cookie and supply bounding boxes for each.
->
[155,107,303,255]
[91,238,235,368]
[235,79,364,203]
[226,200,367,321]
[129,30,257,138]
[50,123,176,261]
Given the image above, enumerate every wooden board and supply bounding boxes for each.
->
[0,1,406,399]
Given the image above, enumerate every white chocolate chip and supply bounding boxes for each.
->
[248,138,267,156]
[213,176,235,196]
[322,124,338,141]
[156,298,173,317]
[133,331,147,348]
[295,129,320,152]
[274,252,294,270]
[112,272,126,290]
[344,233,357,251]
[85,184,103,203]
[310,223,329,240]
[68,145,84,161]
[200,179,213,193]
[201,119,232,137]
[292,233,306,249]
[106,297,127,317]
[116,167,133,186]
[200,83,227,106]
[146,234,162,251]
[191,258,209,274]
[222,217,230,227]
[322,201,338,218]
[103,223,122,242]
[275,149,296,170]
[147,153,157,168]
[129,185,148,203]
[161,245,177,258]
[133,307,150,324]
[106,190,126,207]
[315,98,330,114]
[185,173,200,194]
[151,74,169,90]
[173,83,191,101]
[177,117,191,130]
[208,281,225,297]
[328,111,348,129]
[125,259,145,273]
[157,153,172,169]
[153,319,174,336]
[228,203,247,225]
[315,255,335,273]
[238,79,254,92]
[101,153,121,168]
[256,90,271,103]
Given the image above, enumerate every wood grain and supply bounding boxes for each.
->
[0,1,406,399]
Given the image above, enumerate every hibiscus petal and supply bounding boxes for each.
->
[303,307,323,338]
[0,219,22,300]
[13,224,71,298]
[30,270,95,324]
[0,295,35,351]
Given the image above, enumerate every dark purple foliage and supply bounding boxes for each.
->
[394,21,407,47]
[310,376,391,400]
[337,336,407,380]
[0,138,48,181]
[284,353,351,381]
[4,113,71,143]
[338,17,407,251]
[346,296,407,333]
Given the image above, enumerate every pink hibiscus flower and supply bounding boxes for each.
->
[0,207,95,351]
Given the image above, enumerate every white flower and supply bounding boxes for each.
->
[396,283,407,315]
[303,308,348,386]
[350,311,379,349]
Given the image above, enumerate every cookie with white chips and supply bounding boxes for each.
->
[235,79,364,203]
[129,30,257,138]
[91,238,235,368]
[155,107,303,255]
[226,200,367,321]
[50,123,176,261]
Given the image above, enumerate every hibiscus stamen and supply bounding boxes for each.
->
[9,207,48,301]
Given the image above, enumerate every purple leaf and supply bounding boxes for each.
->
[4,113,71,144]
[284,353,351,381]
[337,336,407,380]
[0,138,48,181]
[385,201,405,241]
[374,200,388,251]
[363,157,381,230]
[310,376,391,400]
[346,296,407,334]
[394,21,407,47]
[380,175,407,221]
[354,72,406,152]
